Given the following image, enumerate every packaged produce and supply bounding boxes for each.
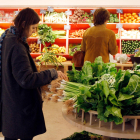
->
[120,12,140,23]
[121,40,140,54]
[44,11,67,23]
[115,53,130,64]
[69,29,85,38]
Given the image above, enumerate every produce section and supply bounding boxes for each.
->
[1,8,140,58]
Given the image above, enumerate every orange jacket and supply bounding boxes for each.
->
[81,24,118,63]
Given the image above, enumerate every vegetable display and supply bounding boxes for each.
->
[36,47,66,63]
[69,44,81,56]
[44,11,67,23]
[42,44,66,54]
[62,56,140,125]
[108,13,119,23]
[122,40,140,54]
[38,24,66,45]
[29,43,40,53]
[69,29,85,38]
[69,9,93,23]
[121,29,140,39]
[120,12,140,23]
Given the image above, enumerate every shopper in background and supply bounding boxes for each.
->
[81,8,118,63]
[0,8,67,140]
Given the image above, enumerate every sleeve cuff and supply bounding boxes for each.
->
[49,68,58,80]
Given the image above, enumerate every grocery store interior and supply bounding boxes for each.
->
[1,0,140,140]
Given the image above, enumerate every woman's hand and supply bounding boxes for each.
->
[57,71,68,81]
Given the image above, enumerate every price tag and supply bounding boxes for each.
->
[47,6,54,12]
[40,9,46,14]
[14,11,19,15]
[37,39,42,44]
[64,25,71,30]
[116,23,123,29]
[90,9,95,14]
[116,9,123,13]
[65,10,72,16]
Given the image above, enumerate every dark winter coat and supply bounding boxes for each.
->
[1,32,57,139]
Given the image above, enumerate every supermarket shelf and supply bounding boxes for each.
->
[68,38,82,39]
[43,22,67,24]
[30,53,41,58]
[121,38,140,40]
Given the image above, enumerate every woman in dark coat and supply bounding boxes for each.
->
[0,8,66,140]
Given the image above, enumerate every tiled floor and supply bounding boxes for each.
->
[0,100,82,140]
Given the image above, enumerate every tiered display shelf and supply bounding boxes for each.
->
[62,105,140,139]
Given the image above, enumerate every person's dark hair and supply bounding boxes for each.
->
[93,8,110,26]
[13,8,40,37]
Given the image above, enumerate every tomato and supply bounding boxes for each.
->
[128,15,132,19]
[120,17,124,20]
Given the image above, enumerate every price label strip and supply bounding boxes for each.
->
[65,11,72,16]
[116,23,123,29]
[116,9,123,13]
[64,25,71,30]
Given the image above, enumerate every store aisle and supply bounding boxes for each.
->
[33,100,82,140]
[0,100,81,140]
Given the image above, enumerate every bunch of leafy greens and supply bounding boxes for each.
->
[38,24,57,45]
[38,47,62,68]
[62,131,101,140]
[64,56,140,125]
[67,56,117,85]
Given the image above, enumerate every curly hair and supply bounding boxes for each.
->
[93,8,110,26]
